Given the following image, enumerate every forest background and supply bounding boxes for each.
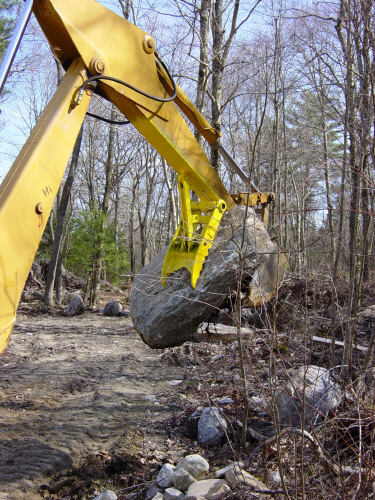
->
[0,0,374,380]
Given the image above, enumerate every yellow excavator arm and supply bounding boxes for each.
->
[0,0,276,354]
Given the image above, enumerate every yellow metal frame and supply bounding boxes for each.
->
[162,175,227,288]
[1,0,267,352]
[0,58,91,353]
[31,0,235,290]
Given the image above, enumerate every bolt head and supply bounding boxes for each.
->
[35,203,44,214]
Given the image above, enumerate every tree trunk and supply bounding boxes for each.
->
[88,106,116,307]
[44,125,84,305]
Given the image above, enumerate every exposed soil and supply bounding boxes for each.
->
[1,273,374,499]
[0,312,194,499]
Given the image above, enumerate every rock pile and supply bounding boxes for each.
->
[145,454,270,499]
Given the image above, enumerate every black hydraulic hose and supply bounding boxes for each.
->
[78,52,177,104]
[86,111,130,125]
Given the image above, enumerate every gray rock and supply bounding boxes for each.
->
[216,396,234,405]
[270,469,281,485]
[225,466,268,491]
[176,454,209,479]
[151,494,164,500]
[206,481,231,499]
[276,365,342,428]
[215,462,244,478]
[156,463,176,488]
[146,485,163,499]
[130,206,274,348]
[173,468,196,492]
[118,308,130,317]
[93,490,117,500]
[198,407,227,446]
[103,300,122,316]
[64,294,84,316]
[186,479,228,498]
[164,487,184,499]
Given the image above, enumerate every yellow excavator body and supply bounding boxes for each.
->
[0,0,285,353]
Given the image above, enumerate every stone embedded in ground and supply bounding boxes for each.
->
[186,479,228,498]
[103,300,122,317]
[156,463,176,488]
[198,407,227,447]
[275,365,342,428]
[175,454,209,479]
[130,206,274,348]
[64,294,84,316]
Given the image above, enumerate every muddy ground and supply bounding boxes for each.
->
[0,308,255,500]
[0,312,200,499]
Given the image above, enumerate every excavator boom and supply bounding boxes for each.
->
[0,0,284,354]
[0,0,235,353]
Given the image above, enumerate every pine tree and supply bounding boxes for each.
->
[0,0,22,61]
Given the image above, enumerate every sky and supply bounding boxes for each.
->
[0,0,277,182]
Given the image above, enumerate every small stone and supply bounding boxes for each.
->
[164,487,184,499]
[156,463,176,488]
[249,396,264,409]
[65,294,84,316]
[216,396,233,405]
[146,485,163,500]
[176,454,209,479]
[145,395,157,402]
[186,479,228,498]
[206,481,231,499]
[173,468,196,492]
[93,490,117,500]
[225,466,268,490]
[168,380,183,386]
[104,300,122,316]
[198,407,227,446]
[270,470,281,485]
[151,494,164,500]
[215,462,244,478]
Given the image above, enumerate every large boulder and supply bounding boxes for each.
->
[64,294,84,316]
[130,206,274,348]
[275,365,342,428]
[103,300,122,317]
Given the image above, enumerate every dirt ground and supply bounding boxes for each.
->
[0,312,195,500]
[1,273,373,499]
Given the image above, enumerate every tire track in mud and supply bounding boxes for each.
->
[0,313,185,499]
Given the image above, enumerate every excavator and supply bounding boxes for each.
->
[0,0,286,354]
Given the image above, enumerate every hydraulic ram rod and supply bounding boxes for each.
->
[0,0,34,95]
